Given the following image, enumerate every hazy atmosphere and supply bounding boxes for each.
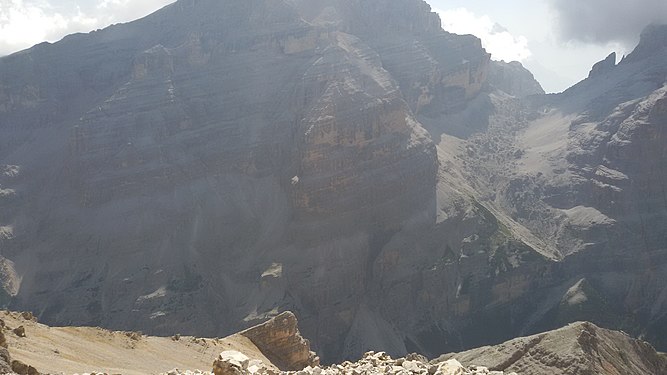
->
[2,0,667,373]
[1,0,666,92]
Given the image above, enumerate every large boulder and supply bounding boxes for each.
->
[239,312,318,371]
[212,351,250,375]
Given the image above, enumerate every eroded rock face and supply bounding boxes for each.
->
[0,348,11,374]
[378,22,667,361]
[434,322,667,375]
[489,61,544,97]
[587,52,616,78]
[0,0,465,363]
[239,312,319,371]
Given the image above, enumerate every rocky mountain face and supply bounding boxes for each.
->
[1,0,667,366]
[488,61,544,97]
[0,0,487,361]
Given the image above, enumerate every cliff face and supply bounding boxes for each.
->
[489,61,545,97]
[0,0,494,362]
[455,23,667,351]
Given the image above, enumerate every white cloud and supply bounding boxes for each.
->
[434,7,532,63]
[0,0,173,56]
[0,0,70,53]
[97,0,131,9]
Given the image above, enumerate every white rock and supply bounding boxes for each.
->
[401,360,422,372]
[436,359,465,375]
[219,350,250,369]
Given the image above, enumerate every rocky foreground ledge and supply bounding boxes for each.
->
[195,350,514,375]
[0,310,665,374]
[162,312,667,375]
[162,313,515,374]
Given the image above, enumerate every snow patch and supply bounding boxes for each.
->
[562,279,588,306]
[137,286,167,302]
[563,206,615,227]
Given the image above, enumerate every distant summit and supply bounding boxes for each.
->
[625,23,667,62]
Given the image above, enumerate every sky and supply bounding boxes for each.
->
[1,0,666,93]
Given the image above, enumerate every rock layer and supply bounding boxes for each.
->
[239,312,319,371]
[489,61,544,97]
[0,0,452,362]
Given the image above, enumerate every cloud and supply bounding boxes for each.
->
[549,0,667,45]
[0,0,173,56]
[435,7,531,63]
[94,0,173,22]
[0,0,86,54]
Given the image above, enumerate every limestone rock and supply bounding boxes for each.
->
[11,359,39,375]
[0,326,6,348]
[204,349,518,375]
[13,325,25,338]
[0,348,11,374]
[624,23,667,63]
[434,322,667,375]
[213,351,250,375]
[437,359,465,375]
[20,312,36,322]
[489,61,545,97]
[587,52,616,78]
[239,312,318,371]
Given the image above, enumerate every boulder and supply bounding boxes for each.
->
[239,312,319,371]
[0,347,12,373]
[11,359,39,375]
[436,359,465,375]
[13,325,26,338]
[0,327,6,348]
[212,351,250,375]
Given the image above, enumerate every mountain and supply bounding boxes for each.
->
[1,0,667,364]
[0,0,487,361]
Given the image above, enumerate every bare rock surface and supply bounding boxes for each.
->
[434,322,667,375]
[489,61,544,97]
[186,351,518,375]
[1,308,665,375]
[0,310,275,375]
[238,312,319,371]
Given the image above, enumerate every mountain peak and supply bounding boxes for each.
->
[623,23,667,63]
[588,52,616,78]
